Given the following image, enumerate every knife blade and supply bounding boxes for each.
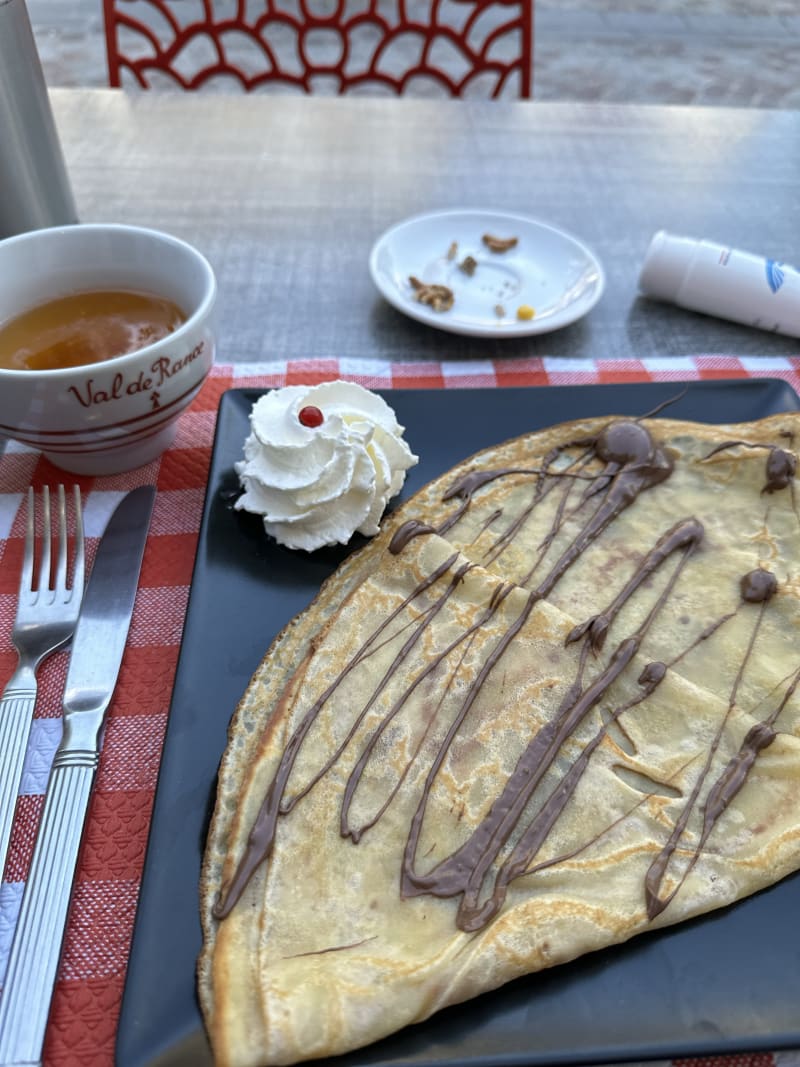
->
[0,485,156,1067]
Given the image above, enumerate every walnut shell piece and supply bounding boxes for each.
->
[409,276,455,312]
[482,234,519,253]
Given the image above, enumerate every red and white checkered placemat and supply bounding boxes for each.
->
[2,357,800,1067]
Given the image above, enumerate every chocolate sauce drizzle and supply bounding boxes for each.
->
[643,565,781,919]
[703,439,797,494]
[214,421,798,931]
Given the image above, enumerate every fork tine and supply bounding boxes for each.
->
[36,486,52,595]
[54,485,68,594]
[20,487,35,595]
[71,486,85,597]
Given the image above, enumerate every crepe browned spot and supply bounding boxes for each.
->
[199,411,800,1067]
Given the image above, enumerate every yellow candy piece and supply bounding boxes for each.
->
[517,304,535,321]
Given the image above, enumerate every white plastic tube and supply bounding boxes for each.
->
[638,231,800,338]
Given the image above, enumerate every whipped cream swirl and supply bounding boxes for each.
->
[235,381,418,552]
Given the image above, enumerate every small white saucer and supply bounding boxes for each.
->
[369,208,605,338]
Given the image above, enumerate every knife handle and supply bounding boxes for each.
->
[0,749,98,1067]
[0,669,37,883]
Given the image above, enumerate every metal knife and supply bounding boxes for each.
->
[0,485,156,1067]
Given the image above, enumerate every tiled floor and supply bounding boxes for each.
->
[25,0,800,107]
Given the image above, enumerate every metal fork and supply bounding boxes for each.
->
[0,485,84,882]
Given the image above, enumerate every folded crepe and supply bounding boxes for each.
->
[199,410,800,1067]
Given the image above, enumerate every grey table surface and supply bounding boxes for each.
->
[50,88,800,365]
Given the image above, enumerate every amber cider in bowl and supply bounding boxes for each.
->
[0,288,188,371]
[0,223,216,475]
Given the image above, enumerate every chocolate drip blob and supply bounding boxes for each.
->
[741,568,777,603]
[765,448,796,492]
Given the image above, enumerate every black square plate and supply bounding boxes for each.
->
[116,378,800,1067]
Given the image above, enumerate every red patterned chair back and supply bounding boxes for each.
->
[103,1,533,98]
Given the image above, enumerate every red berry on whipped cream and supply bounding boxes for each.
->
[298,405,324,428]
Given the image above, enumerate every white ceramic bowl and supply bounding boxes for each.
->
[0,223,216,475]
